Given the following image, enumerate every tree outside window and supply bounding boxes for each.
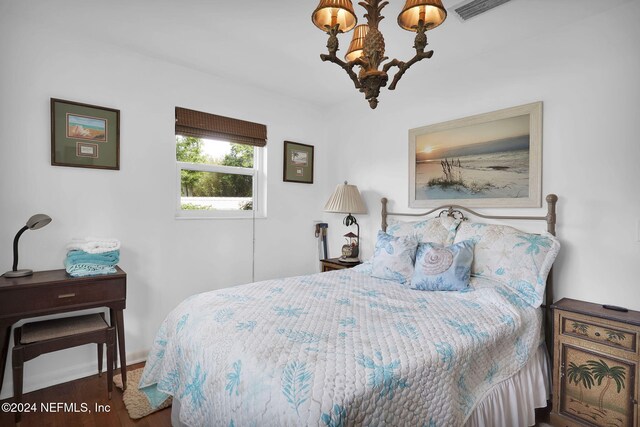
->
[176,136,260,213]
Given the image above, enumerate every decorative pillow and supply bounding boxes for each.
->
[386,216,461,245]
[453,221,561,308]
[371,231,418,285]
[410,240,475,291]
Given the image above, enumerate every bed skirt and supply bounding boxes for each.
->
[171,344,550,427]
[465,343,550,427]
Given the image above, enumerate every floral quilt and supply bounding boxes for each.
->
[140,269,542,427]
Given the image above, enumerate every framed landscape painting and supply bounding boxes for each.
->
[283,141,314,184]
[51,98,120,170]
[409,102,542,208]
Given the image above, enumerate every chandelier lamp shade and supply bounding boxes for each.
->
[311,0,358,33]
[345,24,369,62]
[311,0,447,109]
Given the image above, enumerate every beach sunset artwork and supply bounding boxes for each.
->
[66,113,107,141]
[409,103,542,208]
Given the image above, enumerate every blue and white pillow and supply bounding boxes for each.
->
[371,231,418,285]
[386,216,461,245]
[410,240,475,291]
[453,222,561,307]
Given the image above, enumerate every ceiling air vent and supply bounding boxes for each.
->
[451,0,512,21]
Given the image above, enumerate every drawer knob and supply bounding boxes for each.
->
[57,293,76,299]
[594,332,600,337]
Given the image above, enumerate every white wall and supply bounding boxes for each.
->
[0,15,331,398]
[324,2,640,310]
[2,0,639,400]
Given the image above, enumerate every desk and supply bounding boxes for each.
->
[0,267,127,394]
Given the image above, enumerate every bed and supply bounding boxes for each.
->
[140,195,560,427]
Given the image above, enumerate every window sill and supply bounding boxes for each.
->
[175,211,266,220]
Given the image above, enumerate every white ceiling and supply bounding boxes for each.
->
[9,0,632,108]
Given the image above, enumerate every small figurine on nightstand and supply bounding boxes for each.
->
[341,232,359,262]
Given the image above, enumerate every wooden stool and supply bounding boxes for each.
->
[12,313,115,424]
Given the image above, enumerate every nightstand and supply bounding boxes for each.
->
[320,258,362,272]
[551,298,640,427]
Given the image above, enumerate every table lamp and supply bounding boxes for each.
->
[4,214,52,278]
[324,181,367,262]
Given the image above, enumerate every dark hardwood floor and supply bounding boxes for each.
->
[0,363,171,427]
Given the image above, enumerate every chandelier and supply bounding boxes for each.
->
[311,0,447,109]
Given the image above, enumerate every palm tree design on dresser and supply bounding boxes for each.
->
[571,321,589,335]
[566,362,594,402]
[587,359,626,412]
[604,329,626,345]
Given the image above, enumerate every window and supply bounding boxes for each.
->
[175,107,266,218]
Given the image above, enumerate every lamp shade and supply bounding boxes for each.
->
[312,0,358,33]
[324,182,367,214]
[398,0,447,31]
[344,24,369,62]
[26,214,52,230]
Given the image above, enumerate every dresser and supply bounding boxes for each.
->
[0,267,127,394]
[551,298,639,427]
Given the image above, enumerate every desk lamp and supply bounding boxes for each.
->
[4,214,52,278]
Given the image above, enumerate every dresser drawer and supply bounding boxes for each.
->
[560,313,638,354]
[0,279,125,318]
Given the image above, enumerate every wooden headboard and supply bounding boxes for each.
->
[380,194,559,355]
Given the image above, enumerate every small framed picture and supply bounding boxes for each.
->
[51,98,120,170]
[283,141,314,184]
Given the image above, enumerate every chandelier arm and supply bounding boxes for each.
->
[382,58,402,74]
[387,50,434,90]
[320,54,362,89]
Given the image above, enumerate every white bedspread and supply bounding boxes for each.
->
[140,269,542,427]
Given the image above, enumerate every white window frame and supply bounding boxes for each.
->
[175,143,266,219]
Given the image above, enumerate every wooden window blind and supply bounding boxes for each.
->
[175,107,267,147]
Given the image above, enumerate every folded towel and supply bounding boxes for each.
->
[67,237,120,254]
[66,250,119,266]
[64,261,117,277]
